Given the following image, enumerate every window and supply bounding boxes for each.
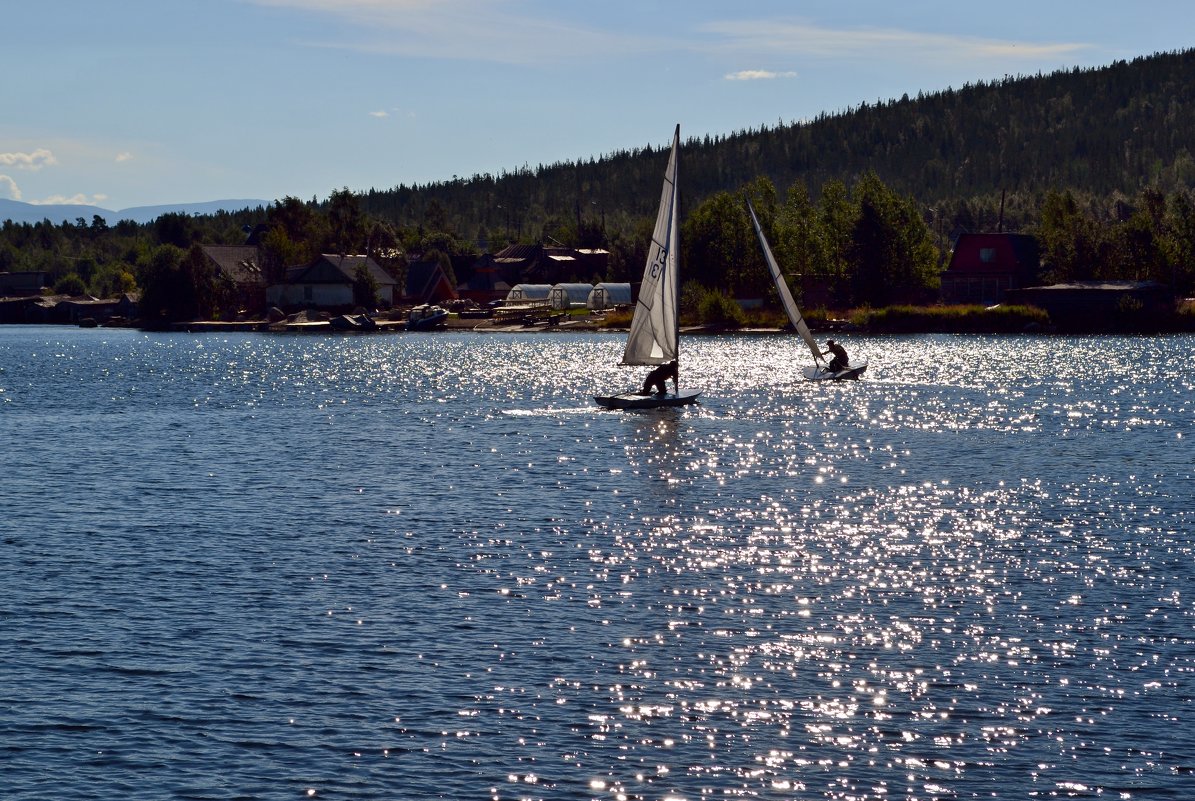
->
[980,248,997,263]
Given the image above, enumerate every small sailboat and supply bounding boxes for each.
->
[595,125,701,410]
[746,199,867,381]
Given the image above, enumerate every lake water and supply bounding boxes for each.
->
[1,325,1192,800]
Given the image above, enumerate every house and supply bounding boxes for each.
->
[0,271,48,297]
[0,295,46,323]
[491,244,547,284]
[52,296,125,325]
[1004,280,1174,331]
[573,248,611,280]
[405,259,458,305]
[457,253,511,305]
[200,245,266,313]
[940,233,1040,305]
[0,291,139,325]
[488,243,609,286]
[266,254,397,311]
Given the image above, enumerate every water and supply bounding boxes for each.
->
[1,326,1192,800]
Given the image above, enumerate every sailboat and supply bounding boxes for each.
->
[746,199,867,381]
[594,125,701,410]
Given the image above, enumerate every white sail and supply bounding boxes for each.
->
[621,125,680,366]
[747,199,823,364]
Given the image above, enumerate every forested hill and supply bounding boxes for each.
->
[361,48,1195,239]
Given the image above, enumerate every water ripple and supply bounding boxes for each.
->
[1,327,1192,799]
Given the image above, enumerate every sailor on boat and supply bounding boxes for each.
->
[820,339,849,372]
[640,360,678,395]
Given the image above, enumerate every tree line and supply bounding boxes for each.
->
[3,49,1195,319]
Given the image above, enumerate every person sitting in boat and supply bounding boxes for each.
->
[820,339,849,372]
[641,360,678,395]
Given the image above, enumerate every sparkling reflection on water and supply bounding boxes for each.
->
[1,327,1192,800]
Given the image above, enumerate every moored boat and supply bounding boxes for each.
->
[406,304,448,331]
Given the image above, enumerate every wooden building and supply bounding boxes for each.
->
[200,245,267,314]
[405,260,458,305]
[0,271,49,297]
[940,233,1040,305]
[1004,280,1174,330]
[456,254,511,306]
[267,254,397,311]
[487,243,609,286]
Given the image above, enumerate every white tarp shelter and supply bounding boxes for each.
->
[549,283,594,310]
[587,282,632,310]
[504,284,552,303]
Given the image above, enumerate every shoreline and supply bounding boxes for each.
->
[12,317,1194,335]
[9,307,1192,335]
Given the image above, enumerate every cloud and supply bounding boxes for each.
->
[244,2,1086,74]
[32,193,109,206]
[247,0,646,63]
[0,175,21,200]
[702,19,1086,64]
[369,110,389,118]
[726,70,797,81]
[0,148,57,171]
[116,152,134,163]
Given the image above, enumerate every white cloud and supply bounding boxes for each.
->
[369,110,389,118]
[0,148,57,171]
[702,19,1086,64]
[244,2,1086,73]
[0,175,21,200]
[116,152,134,163]
[247,0,646,63]
[32,193,109,206]
[726,70,797,81]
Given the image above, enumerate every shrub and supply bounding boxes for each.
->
[600,308,633,328]
[53,273,87,296]
[696,288,746,328]
[1171,299,1195,331]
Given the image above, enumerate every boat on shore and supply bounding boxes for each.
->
[406,304,448,331]
[330,312,378,331]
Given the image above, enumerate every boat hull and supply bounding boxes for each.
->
[406,312,448,331]
[802,360,868,381]
[330,313,377,331]
[594,389,701,410]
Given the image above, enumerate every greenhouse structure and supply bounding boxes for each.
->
[504,284,553,303]
[548,283,595,310]
[586,282,633,310]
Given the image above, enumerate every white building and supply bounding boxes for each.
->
[266,254,397,310]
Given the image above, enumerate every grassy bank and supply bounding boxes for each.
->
[596,300,1195,334]
[598,303,1050,333]
[850,304,1050,333]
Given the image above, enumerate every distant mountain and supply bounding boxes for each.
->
[0,198,271,226]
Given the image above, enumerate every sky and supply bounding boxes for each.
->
[3,0,1193,211]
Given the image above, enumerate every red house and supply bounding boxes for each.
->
[404,259,458,305]
[940,233,1040,305]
